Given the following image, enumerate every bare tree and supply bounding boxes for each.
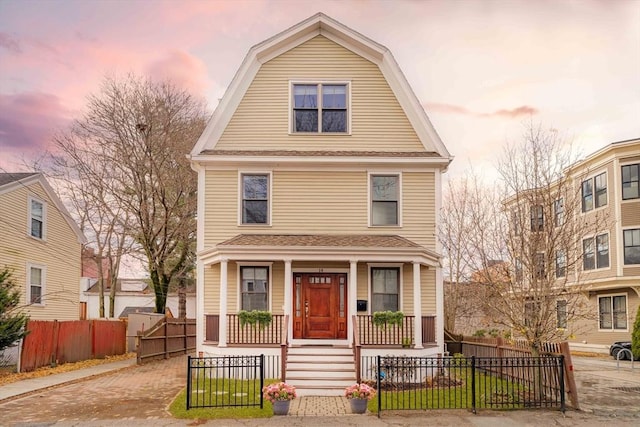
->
[47,74,207,315]
[468,123,606,355]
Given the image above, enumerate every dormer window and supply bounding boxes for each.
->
[292,83,348,133]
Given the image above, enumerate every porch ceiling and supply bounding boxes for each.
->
[198,234,441,267]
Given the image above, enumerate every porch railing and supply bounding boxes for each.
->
[357,315,437,346]
[204,314,285,345]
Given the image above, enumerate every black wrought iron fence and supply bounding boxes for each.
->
[366,355,565,417]
[186,355,265,409]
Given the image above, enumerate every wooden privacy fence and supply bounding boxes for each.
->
[20,319,126,372]
[461,337,579,409]
[137,317,196,364]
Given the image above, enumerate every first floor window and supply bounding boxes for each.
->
[623,229,640,265]
[557,300,567,329]
[371,175,399,226]
[622,163,639,200]
[242,174,269,224]
[29,265,43,304]
[599,295,627,330]
[371,267,399,312]
[241,267,268,311]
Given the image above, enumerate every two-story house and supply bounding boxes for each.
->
[564,138,640,353]
[189,14,452,394]
[0,172,85,321]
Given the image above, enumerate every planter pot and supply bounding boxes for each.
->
[272,400,291,415]
[349,398,368,414]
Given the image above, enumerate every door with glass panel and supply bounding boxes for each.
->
[292,273,347,339]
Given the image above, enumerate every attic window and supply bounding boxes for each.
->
[292,83,348,133]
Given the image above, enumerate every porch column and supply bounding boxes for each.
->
[413,262,423,349]
[196,260,205,352]
[218,259,228,347]
[349,260,358,347]
[283,259,292,341]
[436,265,445,353]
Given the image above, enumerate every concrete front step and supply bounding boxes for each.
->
[285,345,357,396]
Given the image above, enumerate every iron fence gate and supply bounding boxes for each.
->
[186,355,265,409]
[371,355,565,417]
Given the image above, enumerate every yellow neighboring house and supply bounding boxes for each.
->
[0,172,85,321]
[189,14,452,394]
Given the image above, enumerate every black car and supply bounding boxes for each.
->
[609,341,637,360]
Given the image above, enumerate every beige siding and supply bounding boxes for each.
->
[0,182,81,321]
[204,169,436,249]
[421,268,436,314]
[204,264,220,314]
[621,201,640,226]
[623,266,640,276]
[216,35,425,152]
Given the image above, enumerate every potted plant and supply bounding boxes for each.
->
[238,310,272,330]
[372,310,404,328]
[344,383,376,414]
[262,382,297,415]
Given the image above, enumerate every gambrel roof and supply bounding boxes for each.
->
[191,13,451,163]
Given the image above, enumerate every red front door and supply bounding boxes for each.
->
[293,273,347,339]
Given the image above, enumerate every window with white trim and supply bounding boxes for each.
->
[241,174,269,224]
[623,229,640,265]
[29,197,46,239]
[621,164,639,200]
[28,264,44,305]
[371,267,399,312]
[555,250,566,278]
[292,83,348,133]
[598,294,627,330]
[240,266,269,311]
[583,233,609,270]
[582,172,607,212]
[530,205,544,231]
[371,174,399,226]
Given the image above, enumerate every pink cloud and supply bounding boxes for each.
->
[0,32,21,54]
[425,103,539,119]
[144,50,210,96]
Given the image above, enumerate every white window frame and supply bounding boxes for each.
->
[27,195,47,240]
[555,249,566,278]
[621,162,639,201]
[368,172,402,227]
[582,232,611,271]
[26,263,46,306]
[622,227,640,266]
[289,81,352,135]
[236,262,273,312]
[581,171,608,213]
[597,293,628,332]
[367,263,403,314]
[553,197,564,227]
[238,171,272,226]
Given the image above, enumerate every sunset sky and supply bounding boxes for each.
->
[1,0,639,180]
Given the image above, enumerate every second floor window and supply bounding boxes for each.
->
[371,175,399,226]
[530,205,544,231]
[582,172,607,212]
[242,174,269,224]
[292,83,347,133]
[555,250,566,278]
[371,267,399,312]
[583,233,609,270]
[553,198,564,227]
[29,198,45,239]
[623,229,640,265]
[621,164,639,200]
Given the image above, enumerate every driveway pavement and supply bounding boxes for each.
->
[0,353,638,426]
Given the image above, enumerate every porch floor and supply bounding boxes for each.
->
[289,396,363,416]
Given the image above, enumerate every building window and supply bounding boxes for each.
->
[582,172,607,212]
[29,197,46,239]
[623,229,640,265]
[583,234,609,270]
[530,205,544,231]
[555,250,566,278]
[557,300,567,329]
[534,253,546,279]
[599,295,627,330]
[371,175,399,226]
[292,83,347,133]
[241,174,269,224]
[553,198,564,227]
[621,164,639,200]
[28,264,44,305]
[524,300,539,328]
[371,267,399,312]
[240,267,268,311]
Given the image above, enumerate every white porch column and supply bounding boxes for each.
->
[283,259,292,341]
[436,265,445,353]
[413,262,423,349]
[349,260,358,347]
[218,259,228,347]
[196,260,205,353]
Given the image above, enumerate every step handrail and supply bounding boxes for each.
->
[280,314,289,381]
[352,315,361,383]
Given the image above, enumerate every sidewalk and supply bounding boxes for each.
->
[0,357,137,402]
